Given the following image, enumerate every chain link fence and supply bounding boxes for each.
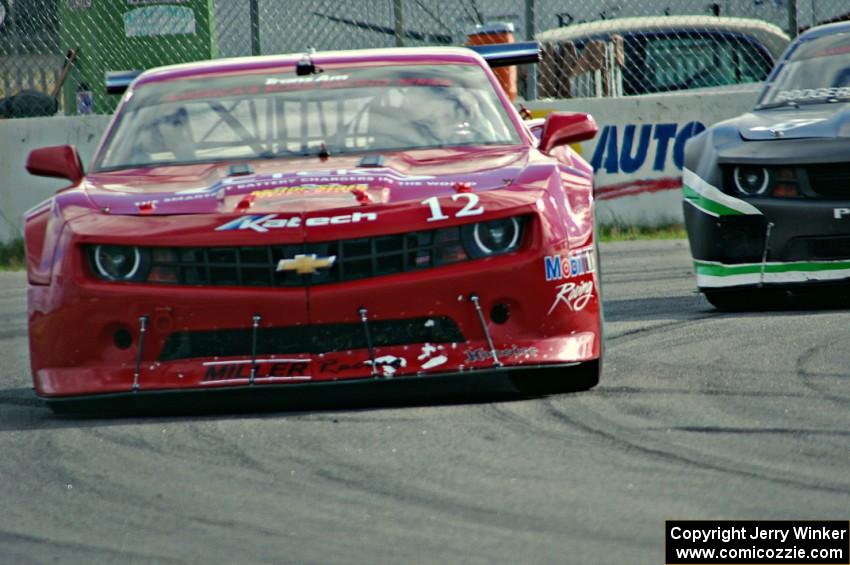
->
[1,0,849,118]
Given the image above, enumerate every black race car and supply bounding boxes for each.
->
[683,21,850,310]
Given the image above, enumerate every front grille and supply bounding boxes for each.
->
[806,164,850,198]
[122,220,523,287]
[158,316,465,361]
[784,236,850,261]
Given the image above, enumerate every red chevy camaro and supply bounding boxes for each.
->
[24,44,602,413]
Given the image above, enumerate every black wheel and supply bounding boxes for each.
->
[703,288,786,311]
[509,359,600,396]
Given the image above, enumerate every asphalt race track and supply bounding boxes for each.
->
[1,240,848,564]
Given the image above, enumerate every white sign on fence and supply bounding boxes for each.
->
[124,6,196,38]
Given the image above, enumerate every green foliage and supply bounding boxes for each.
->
[0,238,25,270]
[599,222,687,242]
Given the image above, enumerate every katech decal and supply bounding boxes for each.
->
[544,249,595,282]
[547,281,594,315]
[215,212,377,232]
[465,345,538,363]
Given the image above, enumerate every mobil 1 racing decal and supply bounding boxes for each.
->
[544,248,595,315]
[216,212,377,232]
[544,248,595,281]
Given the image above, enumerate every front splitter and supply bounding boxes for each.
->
[41,361,599,416]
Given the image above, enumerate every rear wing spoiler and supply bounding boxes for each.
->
[467,41,540,67]
[106,70,142,95]
[106,41,540,94]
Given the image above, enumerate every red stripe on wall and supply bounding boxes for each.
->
[595,176,683,201]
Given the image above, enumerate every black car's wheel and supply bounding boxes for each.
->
[510,359,600,396]
[704,289,786,311]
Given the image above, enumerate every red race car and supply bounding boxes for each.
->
[24,44,601,413]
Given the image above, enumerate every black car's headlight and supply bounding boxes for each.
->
[726,165,800,198]
[461,217,523,259]
[89,245,150,281]
[733,166,770,196]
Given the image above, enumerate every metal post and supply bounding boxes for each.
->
[393,0,405,47]
[470,295,502,367]
[250,314,261,384]
[250,0,261,56]
[759,222,774,287]
[359,307,379,377]
[133,316,149,392]
[525,0,537,100]
[787,0,798,38]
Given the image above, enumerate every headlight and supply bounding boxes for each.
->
[90,245,149,281]
[733,166,770,196]
[462,217,523,258]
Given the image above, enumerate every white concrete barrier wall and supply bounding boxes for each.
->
[0,90,759,242]
[0,115,111,242]
[528,89,759,226]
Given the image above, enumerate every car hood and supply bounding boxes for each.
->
[737,102,850,141]
[84,146,542,216]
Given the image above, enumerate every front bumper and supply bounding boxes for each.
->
[29,208,601,398]
[684,178,850,291]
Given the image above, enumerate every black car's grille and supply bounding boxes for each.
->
[806,164,850,198]
[123,220,523,287]
[783,235,850,261]
[158,317,465,361]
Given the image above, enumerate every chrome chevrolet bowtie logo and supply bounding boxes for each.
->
[276,254,336,275]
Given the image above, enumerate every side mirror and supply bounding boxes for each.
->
[538,112,598,154]
[26,145,85,183]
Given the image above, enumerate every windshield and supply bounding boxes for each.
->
[758,31,850,107]
[95,64,521,171]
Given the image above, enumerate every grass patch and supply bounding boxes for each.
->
[599,222,687,242]
[0,238,25,271]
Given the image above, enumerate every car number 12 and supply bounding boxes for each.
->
[421,194,485,222]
